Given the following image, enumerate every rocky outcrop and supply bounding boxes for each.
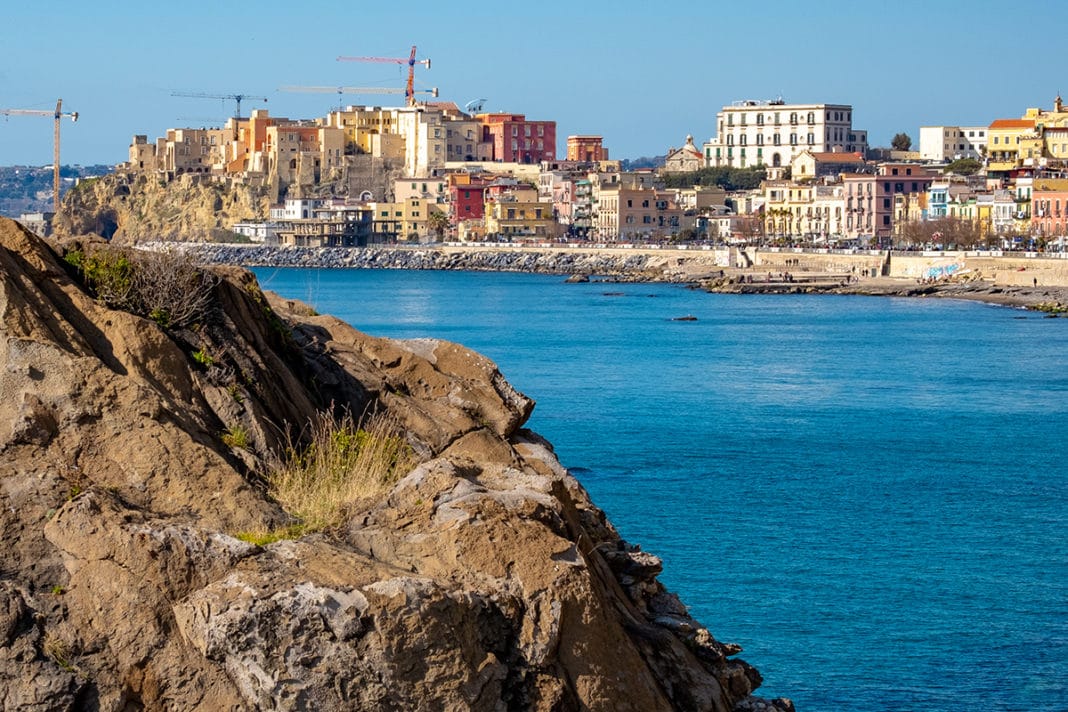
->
[52,172,270,243]
[0,217,791,711]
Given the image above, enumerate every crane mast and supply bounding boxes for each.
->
[0,98,79,212]
[170,92,268,118]
[336,45,431,107]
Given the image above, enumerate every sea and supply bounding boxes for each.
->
[253,266,1068,712]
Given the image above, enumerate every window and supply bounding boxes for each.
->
[807,133,814,144]
[525,126,531,137]
[773,134,781,146]
[883,198,891,209]
[740,134,747,146]
[789,134,797,145]
[883,215,891,225]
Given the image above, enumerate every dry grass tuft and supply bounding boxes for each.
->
[268,410,415,533]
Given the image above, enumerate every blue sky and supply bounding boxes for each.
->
[1,0,1064,166]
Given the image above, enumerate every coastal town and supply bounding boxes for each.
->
[10,90,1068,254]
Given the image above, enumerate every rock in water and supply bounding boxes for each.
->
[0,217,788,711]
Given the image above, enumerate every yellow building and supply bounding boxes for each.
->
[763,181,847,240]
[369,198,445,242]
[987,119,1038,172]
[485,193,556,240]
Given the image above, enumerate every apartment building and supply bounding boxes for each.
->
[1031,179,1068,237]
[841,163,935,243]
[763,182,847,240]
[918,126,988,162]
[987,119,1039,173]
[595,186,682,241]
[703,99,868,169]
[477,113,556,164]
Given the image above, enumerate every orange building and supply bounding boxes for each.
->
[566,135,607,162]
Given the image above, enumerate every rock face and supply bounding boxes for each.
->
[52,172,271,243]
[0,217,791,711]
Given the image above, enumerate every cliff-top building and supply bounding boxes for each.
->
[702,99,868,170]
[566,135,607,162]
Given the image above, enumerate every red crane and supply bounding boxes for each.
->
[336,46,431,107]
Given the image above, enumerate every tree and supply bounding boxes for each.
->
[944,158,982,176]
[427,210,451,240]
[891,133,913,152]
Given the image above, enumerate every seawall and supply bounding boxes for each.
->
[156,242,1068,287]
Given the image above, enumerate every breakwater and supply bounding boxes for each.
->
[149,242,1068,288]
[150,243,729,282]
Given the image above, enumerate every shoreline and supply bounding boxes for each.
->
[159,242,1068,313]
[701,275,1068,311]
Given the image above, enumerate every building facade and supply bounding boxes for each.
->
[703,100,868,169]
[566,135,607,162]
[477,113,556,164]
[918,126,988,162]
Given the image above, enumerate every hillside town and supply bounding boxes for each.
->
[50,94,1068,249]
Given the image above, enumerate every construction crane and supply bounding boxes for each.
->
[279,85,438,110]
[336,46,430,107]
[170,92,267,118]
[0,99,79,212]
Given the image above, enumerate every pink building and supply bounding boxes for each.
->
[842,163,934,244]
[1032,186,1068,238]
[477,113,556,163]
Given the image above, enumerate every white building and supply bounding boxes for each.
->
[269,198,324,220]
[918,126,988,162]
[702,100,868,169]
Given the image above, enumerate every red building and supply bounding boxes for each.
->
[447,176,493,225]
[476,113,556,163]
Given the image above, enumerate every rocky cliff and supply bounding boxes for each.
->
[0,216,791,712]
[52,172,271,243]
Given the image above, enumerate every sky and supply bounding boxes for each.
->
[1,0,1065,167]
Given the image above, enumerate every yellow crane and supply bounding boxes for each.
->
[279,85,438,110]
[0,99,79,212]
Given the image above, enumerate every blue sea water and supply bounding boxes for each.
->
[254,267,1068,711]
